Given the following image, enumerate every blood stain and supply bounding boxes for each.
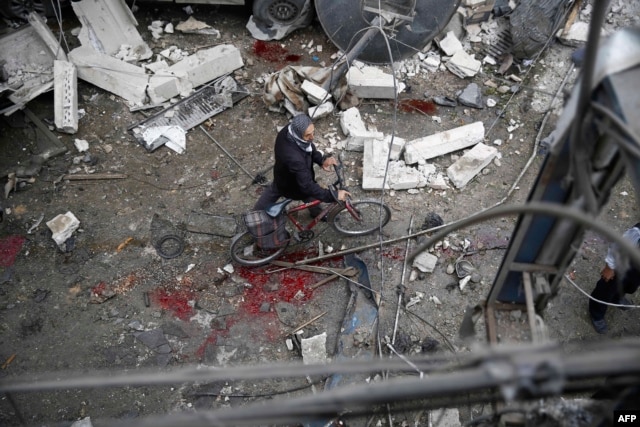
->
[253,40,301,63]
[0,235,26,267]
[150,288,195,321]
[398,99,437,115]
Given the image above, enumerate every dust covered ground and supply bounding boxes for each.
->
[1,1,639,426]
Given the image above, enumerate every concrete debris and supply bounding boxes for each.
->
[71,0,152,61]
[457,82,484,109]
[74,139,89,152]
[446,50,482,78]
[176,16,221,37]
[406,292,424,309]
[438,31,464,56]
[404,121,485,165]
[70,417,93,427]
[413,251,438,273]
[308,101,334,119]
[432,96,457,107]
[301,79,331,105]
[339,107,384,152]
[0,13,62,115]
[346,64,405,99]
[447,142,499,189]
[141,126,187,154]
[300,332,328,364]
[46,211,80,251]
[69,45,149,105]
[53,60,78,134]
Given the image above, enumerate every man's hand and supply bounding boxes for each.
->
[601,264,615,281]
[322,156,338,171]
[337,189,351,201]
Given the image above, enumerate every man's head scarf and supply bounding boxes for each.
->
[288,114,313,152]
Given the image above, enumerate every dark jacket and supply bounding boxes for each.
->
[273,126,333,203]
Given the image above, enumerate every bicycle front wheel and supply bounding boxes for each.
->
[229,231,288,267]
[329,199,391,236]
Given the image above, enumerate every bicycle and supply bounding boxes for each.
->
[230,162,391,266]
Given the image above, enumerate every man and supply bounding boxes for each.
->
[254,114,350,217]
[589,224,640,334]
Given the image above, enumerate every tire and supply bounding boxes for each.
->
[229,231,288,267]
[329,200,391,236]
[0,0,69,20]
[252,0,313,27]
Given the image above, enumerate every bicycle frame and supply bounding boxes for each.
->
[285,198,361,232]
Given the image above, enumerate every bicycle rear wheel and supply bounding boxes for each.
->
[229,231,288,267]
[329,199,391,236]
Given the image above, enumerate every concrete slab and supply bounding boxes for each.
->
[301,79,331,105]
[165,44,243,88]
[404,121,485,164]
[346,65,405,99]
[53,60,78,134]
[446,50,482,78]
[72,0,152,60]
[68,46,148,105]
[447,142,498,189]
[340,107,383,152]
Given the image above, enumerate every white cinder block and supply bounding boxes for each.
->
[53,60,78,134]
[404,121,485,164]
[447,142,498,188]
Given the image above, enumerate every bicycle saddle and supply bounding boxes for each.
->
[265,198,293,217]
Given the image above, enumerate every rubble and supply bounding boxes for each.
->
[46,211,80,251]
[404,121,485,165]
[447,142,499,189]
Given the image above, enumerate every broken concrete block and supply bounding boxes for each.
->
[53,60,78,134]
[446,50,482,78]
[340,107,383,152]
[559,21,589,47]
[301,79,331,105]
[384,135,406,161]
[457,82,484,109]
[72,0,152,60]
[422,53,441,73]
[27,12,67,61]
[413,251,438,273]
[438,31,463,56]
[388,161,422,190]
[69,45,149,105]
[346,65,405,99]
[147,72,192,105]
[362,138,390,190]
[308,101,334,119]
[447,142,498,189]
[404,121,485,164]
[301,332,327,365]
[165,44,243,88]
[46,211,80,249]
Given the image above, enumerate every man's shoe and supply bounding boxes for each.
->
[590,316,608,334]
[617,296,632,311]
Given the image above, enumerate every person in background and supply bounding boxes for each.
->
[589,224,640,334]
[254,114,350,217]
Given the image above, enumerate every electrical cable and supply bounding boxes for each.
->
[563,274,640,309]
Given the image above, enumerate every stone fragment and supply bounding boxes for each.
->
[446,142,498,189]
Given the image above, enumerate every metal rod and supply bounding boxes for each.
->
[392,215,413,345]
[199,125,256,181]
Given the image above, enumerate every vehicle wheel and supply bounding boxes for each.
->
[252,0,313,27]
[0,0,69,20]
[229,231,288,267]
[329,200,391,236]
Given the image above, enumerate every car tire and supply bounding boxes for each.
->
[252,0,313,27]
[0,0,69,20]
